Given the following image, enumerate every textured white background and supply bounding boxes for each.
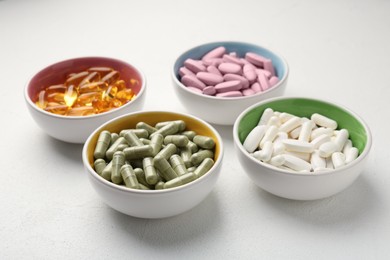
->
[1,0,389,259]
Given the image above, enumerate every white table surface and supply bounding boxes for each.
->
[1,0,389,259]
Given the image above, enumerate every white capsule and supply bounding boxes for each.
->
[279,117,302,133]
[259,125,279,149]
[273,131,288,143]
[243,125,267,153]
[342,139,353,154]
[334,129,349,152]
[314,167,332,173]
[269,154,285,166]
[310,150,326,169]
[326,156,334,169]
[298,120,315,142]
[318,141,338,158]
[332,152,346,169]
[283,154,312,172]
[310,134,331,149]
[345,147,359,164]
[266,116,281,127]
[279,112,294,123]
[284,150,311,162]
[257,141,273,162]
[257,108,274,126]
[282,139,314,153]
[272,141,285,156]
[310,127,334,141]
[289,118,310,139]
[311,113,337,130]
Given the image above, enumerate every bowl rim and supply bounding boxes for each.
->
[24,56,147,120]
[233,96,373,177]
[171,41,289,101]
[82,110,224,194]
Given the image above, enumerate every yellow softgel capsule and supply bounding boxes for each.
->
[64,85,78,107]
[35,90,47,109]
[76,92,102,106]
[79,82,108,94]
[65,71,89,86]
[101,70,119,85]
[79,72,100,86]
[46,92,65,103]
[46,84,66,94]
[67,106,95,116]
[44,104,69,115]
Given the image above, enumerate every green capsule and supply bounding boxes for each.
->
[193,135,215,149]
[164,135,189,147]
[120,164,138,189]
[143,157,159,185]
[123,145,153,160]
[150,122,179,138]
[153,157,178,181]
[149,133,164,156]
[111,151,125,184]
[105,137,127,160]
[94,158,106,176]
[191,149,214,165]
[139,138,151,145]
[155,120,186,132]
[186,140,199,153]
[163,172,197,189]
[124,130,143,147]
[129,159,143,169]
[186,166,197,172]
[117,143,129,151]
[180,146,193,168]
[110,133,119,144]
[138,183,151,190]
[94,130,111,159]
[155,181,165,190]
[180,130,196,141]
[169,154,188,176]
[136,122,157,135]
[119,129,149,138]
[154,143,177,161]
[194,158,214,178]
[133,168,152,188]
[101,161,113,181]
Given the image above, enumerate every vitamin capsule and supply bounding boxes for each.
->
[282,139,314,153]
[263,59,275,76]
[155,120,186,131]
[243,125,267,152]
[332,152,346,169]
[155,181,165,190]
[186,166,197,172]
[124,130,143,147]
[136,122,157,135]
[259,125,279,149]
[190,149,214,165]
[120,129,149,138]
[298,120,315,142]
[272,141,285,156]
[79,82,107,94]
[251,82,262,93]
[223,53,244,65]
[279,117,301,133]
[215,91,243,97]
[203,86,217,95]
[269,155,285,167]
[184,58,206,73]
[94,130,111,159]
[143,157,159,185]
[186,141,199,154]
[193,135,215,149]
[334,129,349,152]
[94,159,106,175]
[318,141,338,158]
[67,106,95,116]
[123,145,154,160]
[342,139,353,154]
[140,138,151,145]
[65,71,89,86]
[180,146,193,168]
[46,92,65,103]
[243,63,257,83]
[257,71,270,90]
[245,52,268,67]
[258,108,274,125]
[310,133,331,149]
[179,66,195,77]
[169,154,188,176]
[163,172,197,189]
[242,88,256,96]
[150,122,180,138]
[137,183,150,190]
[326,156,334,169]
[116,143,129,151]
[255,141,273,162]
[310,127,334,141]
[46,84,67,94]
[149,133,164,156]
[215,80,242,93]
[207,65,223,76]
[111,151,125,184]
[193,158,214,178]
[164,135,189,147]
[64,85,78,107]
[218,62,242,75]
[35,90,47,109]
[196,72,224,85]
[44,104,68,115]
[106,137,127,160]
[223,74,250,89]
[180,130,196,140]
[120,164,138,189]
[284,150,311,162]
[88,67,113,76]
[310,150,326,169]
[153,157,178,181]
[202,46,226,61]
[345,147,359,164]
[79,71,100,86]
[154,143,177,161]
[101,161,113,181]
[311,113,338,130]
[282,154,312,172]
[101,70,120,85]
[110,133,119,144]
[134,168,152,188]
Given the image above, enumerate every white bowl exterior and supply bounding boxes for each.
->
[173,78,287,125]
[85,160,221,218]
[234,141,368,200]
[25,92,146,143]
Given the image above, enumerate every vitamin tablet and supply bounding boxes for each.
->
[92,120,217,190]
[179,46,280,97]
[243,109,360,173]
[34,67,138,116]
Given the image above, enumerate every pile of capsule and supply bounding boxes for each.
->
[243,108,360,172]
[35,67,137,116]
[93,120,216,189]
[179,46,279,97]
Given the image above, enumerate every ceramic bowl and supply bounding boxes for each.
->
[233,97,372,200]
[82,111,224,218]
[172,41,289,125]
[24,56,146,143]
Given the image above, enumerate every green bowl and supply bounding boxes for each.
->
[233,97,372,200]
